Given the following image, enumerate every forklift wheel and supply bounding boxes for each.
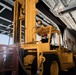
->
[43,54,60,75]
[50,61,59,75]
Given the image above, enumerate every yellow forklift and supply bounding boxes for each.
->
[13,0,76,75]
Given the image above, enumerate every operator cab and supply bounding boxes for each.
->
[36,25,60,50]
[36,25,50,43]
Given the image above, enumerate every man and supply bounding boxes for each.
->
[41,34,48,43]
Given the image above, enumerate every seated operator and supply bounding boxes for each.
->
[41,34,48,43]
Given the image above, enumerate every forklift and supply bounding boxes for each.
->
[13,0,76,75]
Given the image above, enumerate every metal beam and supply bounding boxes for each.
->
[1,31,7,34]
[0,24,12,34]
[0,16,12,23]
[0,29,6,32]
[0,7,6,13]
[0,24,7,28]
[4,0,14,6]
[59,3,76,14]
[0,2,12,11]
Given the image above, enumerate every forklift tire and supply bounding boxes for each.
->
[43,54,60,75]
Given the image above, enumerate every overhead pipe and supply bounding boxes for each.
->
[42,0,59,17]
[37,9,60,30]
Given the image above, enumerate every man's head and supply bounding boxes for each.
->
[42,34,47,39]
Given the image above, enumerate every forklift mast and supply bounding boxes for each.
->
[13,0,38,43]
